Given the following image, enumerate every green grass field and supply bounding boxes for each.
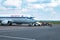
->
[49,21,60,24]
[39,21,60,24]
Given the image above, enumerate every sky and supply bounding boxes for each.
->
[0,0,60,20]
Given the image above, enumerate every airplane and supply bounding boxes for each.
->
[0,16,40,26]
[0,15,52,26]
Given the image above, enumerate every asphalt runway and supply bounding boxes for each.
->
[0,24,60,40]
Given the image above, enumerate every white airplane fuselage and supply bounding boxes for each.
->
[0,17,37,25]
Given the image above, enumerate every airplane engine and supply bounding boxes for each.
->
[1,20,8,24]
[1,20,12,25]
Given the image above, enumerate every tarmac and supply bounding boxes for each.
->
[0,24,60,40]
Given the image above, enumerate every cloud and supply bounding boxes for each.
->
[26,0,37,3]
[2,0,22,9]
[27,4,45,9]
[23,0,60,20]
[0,0,60,20]
[0,7,6,11]
[52,0,60,4]
[46,3,57,8]
[21,8,29,12]
[26,0,59,11]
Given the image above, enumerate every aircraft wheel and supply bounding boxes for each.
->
[8,21,12,26]
[37,24,41,26]
[33,23,36,26]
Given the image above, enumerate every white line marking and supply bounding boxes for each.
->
[0,35,36,40]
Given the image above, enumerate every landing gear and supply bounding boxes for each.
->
[28,23,41,26]
[33,24,36,26]
[28,22,52,27]
[7,21,12,26]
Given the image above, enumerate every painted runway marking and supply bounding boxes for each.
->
[0,35,36,40]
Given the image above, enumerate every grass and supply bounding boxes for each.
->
[49,21,60,24]
[39,21,60,24]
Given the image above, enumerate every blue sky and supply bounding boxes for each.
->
[0,0,60,20]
